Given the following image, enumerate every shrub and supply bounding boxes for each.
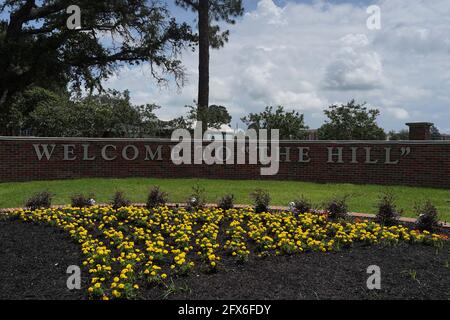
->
[111,191,131,210]
[25,191,53,211]
[250,189,270,213]
[71,194,95,208]
[187,185,206,211]
[147,186,168,209]
[376,192,400,226]
[217,194,235,210]
[325,195,348,219]
[291,195,313,214]
[415,201,441,232]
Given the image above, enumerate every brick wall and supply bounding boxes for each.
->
[1,137,449,188]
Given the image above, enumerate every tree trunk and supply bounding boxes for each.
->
[197,0,210,134]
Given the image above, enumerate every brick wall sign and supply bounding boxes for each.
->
[0,137,449,188]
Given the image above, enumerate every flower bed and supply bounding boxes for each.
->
[8,206,448,300]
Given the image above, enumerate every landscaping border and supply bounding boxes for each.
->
[1,203,448,228]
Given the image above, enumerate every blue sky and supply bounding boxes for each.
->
[104,0,450,133]
[3,1,450,132]
[166,0,377,23]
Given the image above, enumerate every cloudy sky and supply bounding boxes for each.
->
[104,0,450,133]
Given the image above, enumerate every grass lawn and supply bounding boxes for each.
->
[0,178,449,220]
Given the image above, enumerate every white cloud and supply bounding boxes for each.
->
[322,46,384,91]
[247,0,287,26]
[386,107,410,120]
[104,0,450,133]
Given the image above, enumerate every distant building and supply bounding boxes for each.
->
[305,129,319,141]
[205,124,239,140]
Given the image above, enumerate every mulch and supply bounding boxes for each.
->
[0,218,87,300]
[148,243,450,300]
[0,218,449,300]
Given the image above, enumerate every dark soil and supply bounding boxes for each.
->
[1,218,449,300]
[146,244,450,300]
[0,218,87,300]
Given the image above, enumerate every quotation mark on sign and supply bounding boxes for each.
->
[400,147,411,157]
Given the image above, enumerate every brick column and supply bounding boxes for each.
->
[406,122,433,140]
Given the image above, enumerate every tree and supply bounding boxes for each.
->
[0,0,196,127]
[431,125,442,140]
[388,126,441,141]
[318,100,386,140]
[2,86,61,135]
[25,89,162,137]
[186,104,231,129]
[175,0,244,132]
[388,129,409,141]
[241,106,308,140]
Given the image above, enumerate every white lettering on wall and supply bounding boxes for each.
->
[145,145,163,161]
[63,144,76,161]
[31,144,412,165]
[33,144,56,160]
[327,147,344,164]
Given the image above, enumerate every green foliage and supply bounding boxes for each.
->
[147,186,169,209]
[187,185,207,211]
[325,195,349,219]
[71,194,95,208]
[388,129,410,141]
[186,104,232,129]
[291,196,313,214]
[415,201,441,232]
[376,192,400,226]
[175,1,243,131]
[1,179,449,220]
[250,189,271,213]
[175,0,244,49]
[3,87,61,134]
[25,191,53,211]
[389,126,441,141]
[241,106,308,140]
[318,100,386,140]
[430,125,442,140]
[0,0,196,118]
[111,192,131,210]
[217,194,235,210]
[15,88,162,137]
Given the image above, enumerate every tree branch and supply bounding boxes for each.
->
[27,3,66,21]
[180,0,199,10]
[6,0,66,40]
